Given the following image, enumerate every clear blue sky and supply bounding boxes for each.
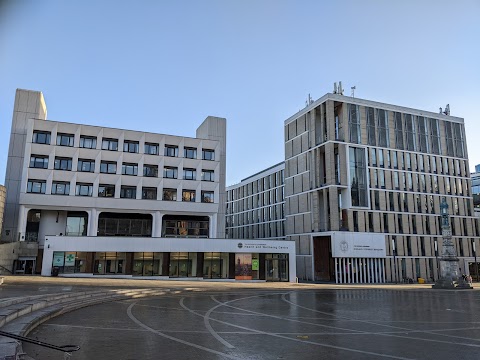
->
[1,0,479,185]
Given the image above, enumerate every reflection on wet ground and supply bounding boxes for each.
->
[22,286,480,360]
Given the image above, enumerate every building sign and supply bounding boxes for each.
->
[64,253,75,266]
[236,242,290,251]
[331,232,386,258]
[252,259,259,271]
[53,252,65,266]
[235,253,252,280]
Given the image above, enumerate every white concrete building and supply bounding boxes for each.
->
[2,89,295,281]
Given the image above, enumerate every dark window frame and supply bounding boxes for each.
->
[56,133,75,147]
[79,135,97,149]
[101,138,119,151]
[77,159,95,172]
[30,155,49,169]
[54,157,73,171]
[32,131,51,145]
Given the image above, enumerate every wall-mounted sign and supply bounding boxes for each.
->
[331,232,386,258]
[53,252,65,266]
[235,253,252,280]
[64,253,75,266]
[252,259,259,271]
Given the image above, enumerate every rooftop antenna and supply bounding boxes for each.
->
[333,82,338,94]
[444,104,450,116]
[351,86,356,98]
[338,81,344,95]
[439,107,443,114]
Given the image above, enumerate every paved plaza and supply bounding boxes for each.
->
[2,277,480,359]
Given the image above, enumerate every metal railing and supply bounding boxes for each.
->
[0,330,80,357]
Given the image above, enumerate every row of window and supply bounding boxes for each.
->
[29,155,215,181]
[368,149,468,177]
[347,104,466,158]
[27,179,214,202]
[32,131,215,160]
[227,170,285,201]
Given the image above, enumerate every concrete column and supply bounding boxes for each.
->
[16,205,29,241]
[209,214,217,238]
[152,211,163,237]
[88,209,98,236]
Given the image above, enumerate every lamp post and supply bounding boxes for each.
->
[392,237,397,283]
[434,239,438,281]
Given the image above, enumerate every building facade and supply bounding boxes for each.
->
[2,89,295,281]
[285,92,478,283]
[226,162,285,241]
[0,185,5,242]
[471,164,480,216]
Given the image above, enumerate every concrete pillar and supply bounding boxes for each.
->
[152,211,163,237]
[16,205,29,241]
[88,209,98,236]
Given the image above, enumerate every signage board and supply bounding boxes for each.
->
[53,252,65,266]
[64,253,75,266]
[331,232,386,258]
[252,259,259,271]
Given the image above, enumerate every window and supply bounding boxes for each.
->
[142,187,157,200]
[404,114,417,151]
[348,104,361,144]
[143,164,158,177]
[123,140,139,153]
[56,133,74,147]
[366,107,376,146]
[394,112,404,150]
[98,184,115,197]
[163,188,177,201]
[33,131,51,144]
[417,116,429,153]
[429,118,441,155]
[120,186,137,199]
[377,109,389,147]
[163,166,177,179]
[349,147,367,207]
[122,163,138,176]
[51,181,70,195]
[102,138,118,151]
[144,142,159,155]
[75,183,93,196]
[201,169,214,182]
[54,157,72,171]
[27,179,46,194]
[201,191,214,203]
[183,168,196,180]
[184,147,197,159]
[77,159,95,172]
[100,161,117,174]
[202,149,214,161]
[164,145,178,157]
[79,135,97,149]
[30,155,49,169]
[182,190,196,202]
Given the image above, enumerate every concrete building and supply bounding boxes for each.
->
[2,89,295,281]
[0,185,5,241]
[227,90,479,283]
[471,164,480,216]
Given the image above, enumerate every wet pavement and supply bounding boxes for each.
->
[6,277,479,360]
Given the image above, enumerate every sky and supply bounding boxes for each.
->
[0,0,479,186]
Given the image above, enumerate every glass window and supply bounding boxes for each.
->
[202,149,215,161]
[394,112,404,150]
[77,159,95,172]
[98,184,115,197]
[56,133,74,147]
[349,147,367,207]
[142,187,157,200]
[54,157,72,171]
[122,163,138,176]
[182,190,196,202]
[183,168,196,180]
[184,147,197,159]
[163,166,177,179]
[164,145,178,157]
[404,114,417,151]
[66,212,88,236]
[348,104,361,144]
[201,169,214,182]
[27,179,46,194]
[377,109,389,147]
[100,161,117,174]
[144,142,159,155]
[417,116,429,153]
[366,107,376,146]
[75,183,93,196]
[120,186,137,199]
[30,155,49,169]
[429,118,441,155]
[453,122,465,158]
[163,188,177,201]
[123,140,139,153]
[33,131,51,144]
[79,135,97,149]
[52,181,70,195]
[101,138,118,151]
[202,191,214,203]
[143,164,158,177]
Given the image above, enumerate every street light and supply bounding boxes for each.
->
[392,237,398,283]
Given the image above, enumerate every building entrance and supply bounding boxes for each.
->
[313,236,335,281]
[265,254,288,282]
